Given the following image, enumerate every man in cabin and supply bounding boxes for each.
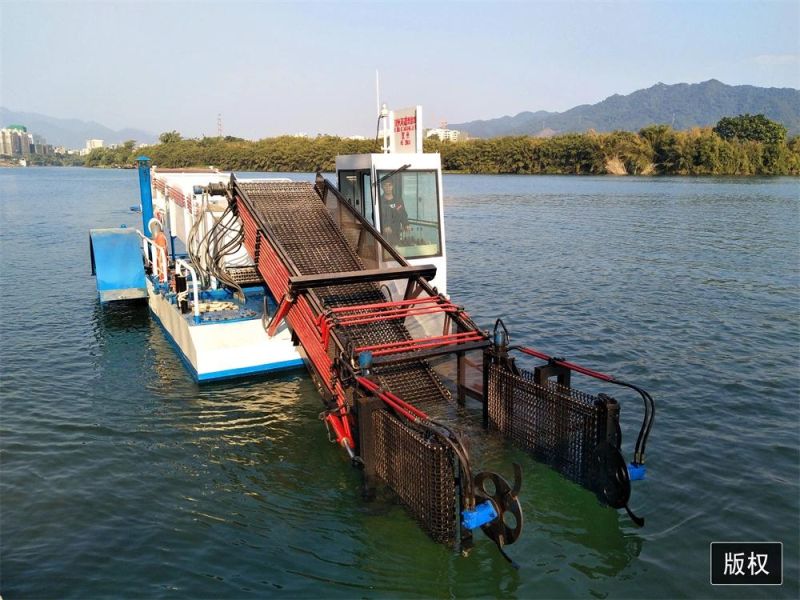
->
[379,177,409,245]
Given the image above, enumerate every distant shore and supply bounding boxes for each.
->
[8,163,800,177]
[11,119,800,176]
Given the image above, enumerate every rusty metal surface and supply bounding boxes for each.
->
[373,409,457,545]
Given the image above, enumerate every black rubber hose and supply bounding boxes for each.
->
[609,379,655,464]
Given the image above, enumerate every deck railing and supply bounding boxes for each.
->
[175,259,201,324]
[137,230,168,283]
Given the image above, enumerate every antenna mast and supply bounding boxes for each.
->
[217,113,223,137]
[375,70,380,117]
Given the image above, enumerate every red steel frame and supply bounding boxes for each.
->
[316,296,472,352]
[517,346,615,382]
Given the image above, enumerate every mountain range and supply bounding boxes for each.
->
[3,80,799,147]
[0,107,156,149]
[450,80,800,138]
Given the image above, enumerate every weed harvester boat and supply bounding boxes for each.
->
[88,106,655,563]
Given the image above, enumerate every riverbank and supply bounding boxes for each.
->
[70,122,800,176]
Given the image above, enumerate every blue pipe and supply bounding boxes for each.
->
[137,156,154,237]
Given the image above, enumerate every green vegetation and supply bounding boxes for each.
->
[159,131,183,144]
[429,118,799,175]
[84,135,380,171]
[84,140,138,167]
[713,114,787,144]
[81,114,799,176]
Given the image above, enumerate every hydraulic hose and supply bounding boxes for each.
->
[514,344,655,465]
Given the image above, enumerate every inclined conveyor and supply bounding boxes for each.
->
[221,175,654,560]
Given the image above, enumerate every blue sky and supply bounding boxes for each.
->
[2,0,798,138]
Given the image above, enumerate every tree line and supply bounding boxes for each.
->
[82,114,800,176]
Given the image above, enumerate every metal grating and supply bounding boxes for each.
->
[488,364,603,487]
[224,265,264,286]
[239,182,363,275]
[373,409,457,545]
[238,181,452,410]
[237,181,461,543]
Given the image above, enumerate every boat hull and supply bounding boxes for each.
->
[146,280,304,382]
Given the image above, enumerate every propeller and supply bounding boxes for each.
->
[473,463,524,567]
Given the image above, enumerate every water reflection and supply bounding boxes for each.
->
[7,170,796,598]
[91,298,149,337]
[91,299,151,388]
[530,463,644,577]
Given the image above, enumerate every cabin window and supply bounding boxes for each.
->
[377,170,441,258]
[338,170,362,214]
[362,172,373,225]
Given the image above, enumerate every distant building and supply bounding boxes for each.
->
[425,126,462,142]
[1,129,21,155]
[1,127,34,156]
[80,139,105,156]
[0,125,56,157]
[32,134,54,156]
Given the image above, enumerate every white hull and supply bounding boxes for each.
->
[146,280,303,382]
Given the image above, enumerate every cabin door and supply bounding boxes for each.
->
[361,172,374,226]
[337,169,374,225]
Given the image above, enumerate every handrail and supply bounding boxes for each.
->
[136,229,168,283]
[175,259,201,324]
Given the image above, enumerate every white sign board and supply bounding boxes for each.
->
[390,106,423,153]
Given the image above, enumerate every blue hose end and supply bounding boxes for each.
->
[462,500,498,530]
[628,463,646,481]
[358,351,373,372]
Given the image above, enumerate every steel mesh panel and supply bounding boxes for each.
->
[239,182,363,275]
[488,364,602,486]
[373,409,457,545]
[237,181,452,410]
[224,266,263,285]
[237,180,464,544]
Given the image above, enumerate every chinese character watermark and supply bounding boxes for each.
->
[711,542,781,585]
[723,552,744,575]
[747,552,769,576]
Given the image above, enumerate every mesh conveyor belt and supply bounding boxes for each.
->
[239,182,452,411]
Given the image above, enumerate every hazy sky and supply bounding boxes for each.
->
[2,0,799,138]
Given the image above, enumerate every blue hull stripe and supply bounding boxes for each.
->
[196,359,305,382]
